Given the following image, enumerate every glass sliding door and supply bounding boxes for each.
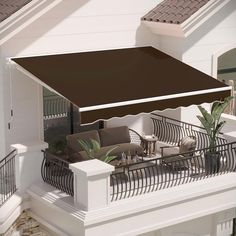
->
[43,88,103,154]
[43,88,71,154]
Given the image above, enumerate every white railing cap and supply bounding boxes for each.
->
[69,159,114,177]
[11,141,48,154]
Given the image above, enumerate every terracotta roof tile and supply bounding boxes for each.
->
[0,0,33,22]
[142,0,211,24]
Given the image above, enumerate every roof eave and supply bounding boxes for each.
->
[0,0,63,46]
[142,0,232,38]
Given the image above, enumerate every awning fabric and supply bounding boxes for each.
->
[12,47,231,124]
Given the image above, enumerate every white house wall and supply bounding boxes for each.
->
[181,1,236,125]
[157,35,184,61]
[2,0,159,57]
[153,1,236,127]
[182,0,236,76]
[0,0,159,151]
[0,48,6,158]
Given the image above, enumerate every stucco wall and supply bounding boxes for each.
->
[0,0,160,151]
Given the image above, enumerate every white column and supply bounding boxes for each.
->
[11,141,48,193]
[0,53,6,158]
[69,159,114,211]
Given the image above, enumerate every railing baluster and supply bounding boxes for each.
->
[151,114,225,150]
[110,141,236,202]
[41,151,74,196]
[0,150,17,206]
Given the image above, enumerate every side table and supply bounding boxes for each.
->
[141,135,158,157]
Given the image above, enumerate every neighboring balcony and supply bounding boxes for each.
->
[0,150,17,206]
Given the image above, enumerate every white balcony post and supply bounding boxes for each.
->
[69,159,114,211]
[11,141,48,193]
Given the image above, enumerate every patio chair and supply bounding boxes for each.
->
[128,128,143,146]
[160,136,197,170]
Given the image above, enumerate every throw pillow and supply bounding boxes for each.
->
[179,136,197,154]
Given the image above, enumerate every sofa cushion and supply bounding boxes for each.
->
[99,126,131,147]
[157,136,196,157]
[66,130,100,153]
[156,140,180,156]
[79,143,143,160]
[68,152,87,163]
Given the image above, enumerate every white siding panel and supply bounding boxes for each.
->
[184,44,225,62]
[182,1,236,77]
[184,60,212,75]
[6,30,147,56]
[1,0,159,148]
[187,28,236,47]
[15,15,142,38]
[158,35,183,60]
[44,0,159,17]
[209,3,236,29]
[2,0,158,57]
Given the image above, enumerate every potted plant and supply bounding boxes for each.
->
[197,96,233,174]
[49,137,67,155]
[78,139,117,163]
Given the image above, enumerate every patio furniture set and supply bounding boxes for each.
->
[41,114,236,200]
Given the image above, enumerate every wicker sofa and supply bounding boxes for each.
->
[66,126,144,163]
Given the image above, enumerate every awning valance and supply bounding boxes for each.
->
[12,47,231,123]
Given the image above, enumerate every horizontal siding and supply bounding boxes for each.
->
[15,15,142,38]
[184,44,228,62]
[187,27,236,47]
[0,0,160,149]
[184,60,213,76]
[5,30,151,56]
[45,0,158,17]
[182,1,236,77]
[2,0,159,57]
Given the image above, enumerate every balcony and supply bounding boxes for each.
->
[4,114,236,236]
[39,114,236,201]
[41,140,236,203]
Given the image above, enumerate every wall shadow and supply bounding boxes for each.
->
[182,0,236,53]
[2,0,90,56]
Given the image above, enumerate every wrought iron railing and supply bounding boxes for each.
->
[41,151,74,196]
[151,113,227,150]
[43,95,70,120]
[110,142,236,201]
[0,149,17,206]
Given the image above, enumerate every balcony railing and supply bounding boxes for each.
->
[0,149,17,206]
[151,113,227,150]
[110,142,236,201]
[43,95,70,120]
[41,151,74,196]
[42,142,236,202]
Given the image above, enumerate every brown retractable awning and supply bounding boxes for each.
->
[12,47,231,123]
